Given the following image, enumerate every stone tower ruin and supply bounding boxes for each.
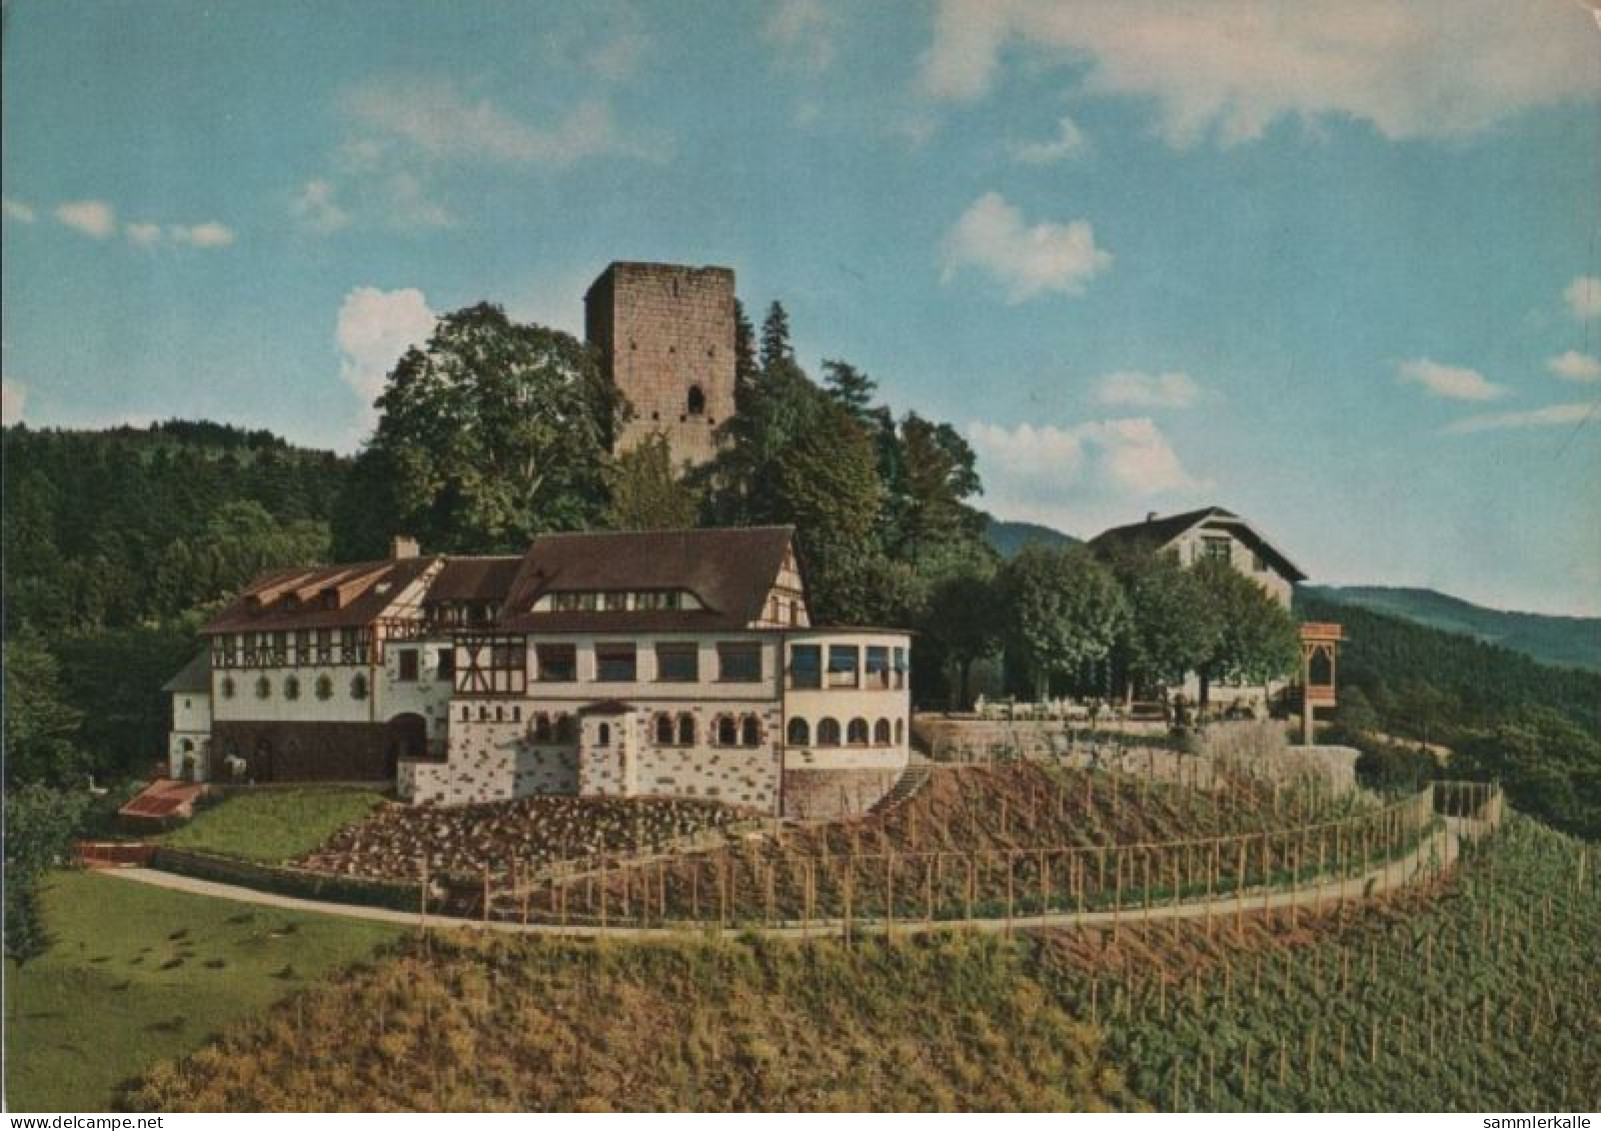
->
[584,261,737,469]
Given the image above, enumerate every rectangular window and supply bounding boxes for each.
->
[893,646,908,688]
[655,643,699,682]
[1203,536,1232,564]
[295,629,311,660]
[865,646,891,689]
[536,643,577,682]
[1253,552,1268,573]
[436,648,455,680]
[789,644,822,689]
[827,645,859,688]
[718,642,762,682]
[397,648,419,682]
[603,592,628,611]
[595,643,637,682]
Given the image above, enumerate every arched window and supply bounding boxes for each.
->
[221,676,236,699]
[817,717,841,746]
[655,713,675,745]
[461,704,470,722]
[315,675,333,701]
[598,722,611,746]
[787,717,810,745]
[255,676,272,700]
[556,714,577,743]
[895,718,904,745]
[181,738,195,753]
[284,675,300,701]
[717,715,738,746]
[533,713,554,743]
[495,704,504,722]
[677,714,695,746]
[874,718,892,745]
[350,673,369,700]
[741,716,761,747]
[687,385,706,415]
[847,717,869,745]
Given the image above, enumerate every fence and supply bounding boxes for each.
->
[474,780,1501,934]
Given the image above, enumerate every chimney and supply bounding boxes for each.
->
[391,535,420,560]
[1145,512,1158,523]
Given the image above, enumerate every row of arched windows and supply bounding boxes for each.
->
[219,673,358,701]
[786,716,903,748]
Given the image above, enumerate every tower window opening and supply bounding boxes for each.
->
[687,385,706,415]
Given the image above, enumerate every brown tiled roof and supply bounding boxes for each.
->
[497,526,796,633]
[423,556,523,604]
[202,556,441,633]
[1088,506,1306,582]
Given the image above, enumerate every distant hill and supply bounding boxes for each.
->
[1305,585,1601,674]
[984,516,1081,557]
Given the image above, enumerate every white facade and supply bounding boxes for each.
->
[166,689,212,781]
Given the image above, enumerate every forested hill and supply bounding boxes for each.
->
[984,517,1081,557]
[1296,590,1600,736]
[1305,585,1601,674]
[3,421,347,633]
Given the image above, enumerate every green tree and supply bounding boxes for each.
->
[1191,558,1300,706]
[1111,549,1219,702]
[922,563,1004,708]
[821,359,878,429]
[885,412,985,558]
[759,301,794,370]
[3,629,89,788]
[605,432,702,531]
[364,303,622,552]
[3,782,89,962]
[1001,546,1129,701]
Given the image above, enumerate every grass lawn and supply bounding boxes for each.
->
[161,787,387,862]
[4,870,403,1111]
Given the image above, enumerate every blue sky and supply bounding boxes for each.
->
[3,1,1599,615]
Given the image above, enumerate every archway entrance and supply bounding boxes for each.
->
[386,712,428,775]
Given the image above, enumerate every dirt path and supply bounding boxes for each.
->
[101,818,1478,940]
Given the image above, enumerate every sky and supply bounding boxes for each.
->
[3,0,1599,616]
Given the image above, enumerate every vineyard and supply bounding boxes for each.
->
[119,810,1598,1112]
[475,770,1470,931]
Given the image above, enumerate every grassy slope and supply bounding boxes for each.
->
[162,788,387,862]
[126,932,1134,1112]
[4,872,401,1111]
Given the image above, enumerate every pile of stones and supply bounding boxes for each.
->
[297,795,749,880]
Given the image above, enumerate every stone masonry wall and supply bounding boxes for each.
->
[587,263,735,468]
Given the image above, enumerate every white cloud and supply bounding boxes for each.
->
[918,1,1597,146]
[968,416,1200,506]
[125,222,163,248]
[1095,370,1200,409]
[1398,358,1506,402]
[765,0,836,74]
[1443,403,1594,435]
[1566,276,1601,322]
[336,287,438,435]
[291,178,350,233]
[941,191,1111,302]
[2,197,35,223]
[343,80,632,167]
[168,221,235,248]
[1,378,27,424]
[1548,350,1601,383]
[1013,115,1087,164]
[55,199,116,238]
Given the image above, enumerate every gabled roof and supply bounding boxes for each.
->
[423,556,523,604]
[201,555,441,633]
[1088,506,1307,582]
[496,526,797,633]
[162,650,211,693]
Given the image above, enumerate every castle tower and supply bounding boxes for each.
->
[584,261,737,469]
